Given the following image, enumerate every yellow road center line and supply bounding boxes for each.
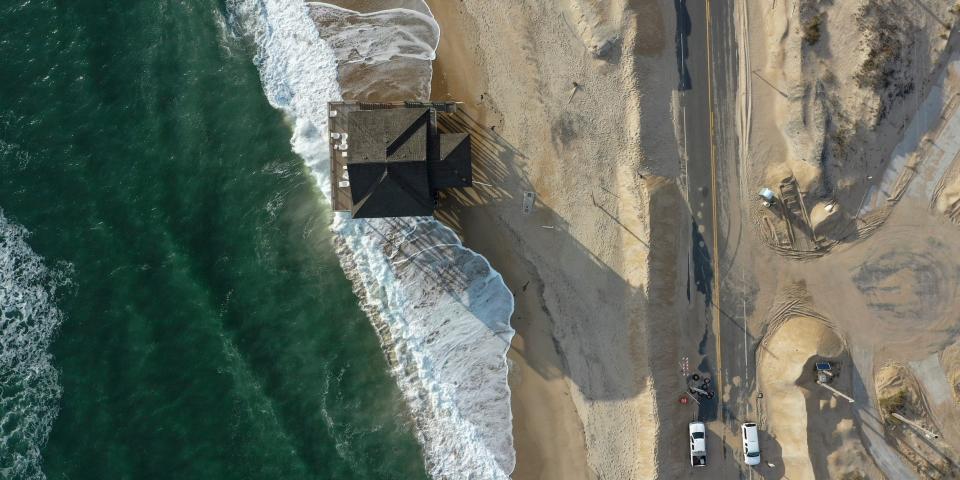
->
[704,0,724,416]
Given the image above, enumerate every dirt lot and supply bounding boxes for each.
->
[743,0,960,476]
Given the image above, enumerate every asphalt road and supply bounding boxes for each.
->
[677,0,760,477]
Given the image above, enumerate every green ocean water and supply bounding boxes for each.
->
[0,1,428,478]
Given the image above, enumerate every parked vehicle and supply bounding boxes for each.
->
[741,422,761,466]
[689,421,707,467]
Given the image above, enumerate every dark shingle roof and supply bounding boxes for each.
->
[348,162,434,218]
[335,104,471,218]
[346,108,435,218]
[348,108,429,163]
[429,133,472,189]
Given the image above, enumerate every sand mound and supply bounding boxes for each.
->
[758,315,882,478]
[935,183,960,222]
[933,161,960,224]
[557,0,627,58]
[876,364,927,421]
[808,201,840,236]
[757,316,843,480]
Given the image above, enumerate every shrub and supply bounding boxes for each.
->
[879,388,907,415]
[803,14,823,45]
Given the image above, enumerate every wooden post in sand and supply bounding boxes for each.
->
[566,82,580,105]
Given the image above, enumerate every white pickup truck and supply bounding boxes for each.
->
[689,421,707,467]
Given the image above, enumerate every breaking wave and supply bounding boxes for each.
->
[224,1,516,478]
[0,211,66,479]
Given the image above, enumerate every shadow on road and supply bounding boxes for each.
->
[674,0,693,91]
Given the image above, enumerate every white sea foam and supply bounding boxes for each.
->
[0,211,66,480]
[306,3,438,102]
[305,4,439,65]
[225,1,516,478]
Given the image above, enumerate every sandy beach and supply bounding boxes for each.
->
[427,1,688,477]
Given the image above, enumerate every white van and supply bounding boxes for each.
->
[689,421,707,467]
[741,422,761,465]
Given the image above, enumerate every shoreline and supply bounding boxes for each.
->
[245,1,518,476]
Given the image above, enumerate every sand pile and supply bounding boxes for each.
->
[933,158,960,224]
[757,316,842,479]
[757,316,881,479]
[875,363,960,478]
[808,200,840,236]
[877,365,927,422]
[751,0,957,236]
[556,0,626,58]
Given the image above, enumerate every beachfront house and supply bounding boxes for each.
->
[328,101,472,218]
